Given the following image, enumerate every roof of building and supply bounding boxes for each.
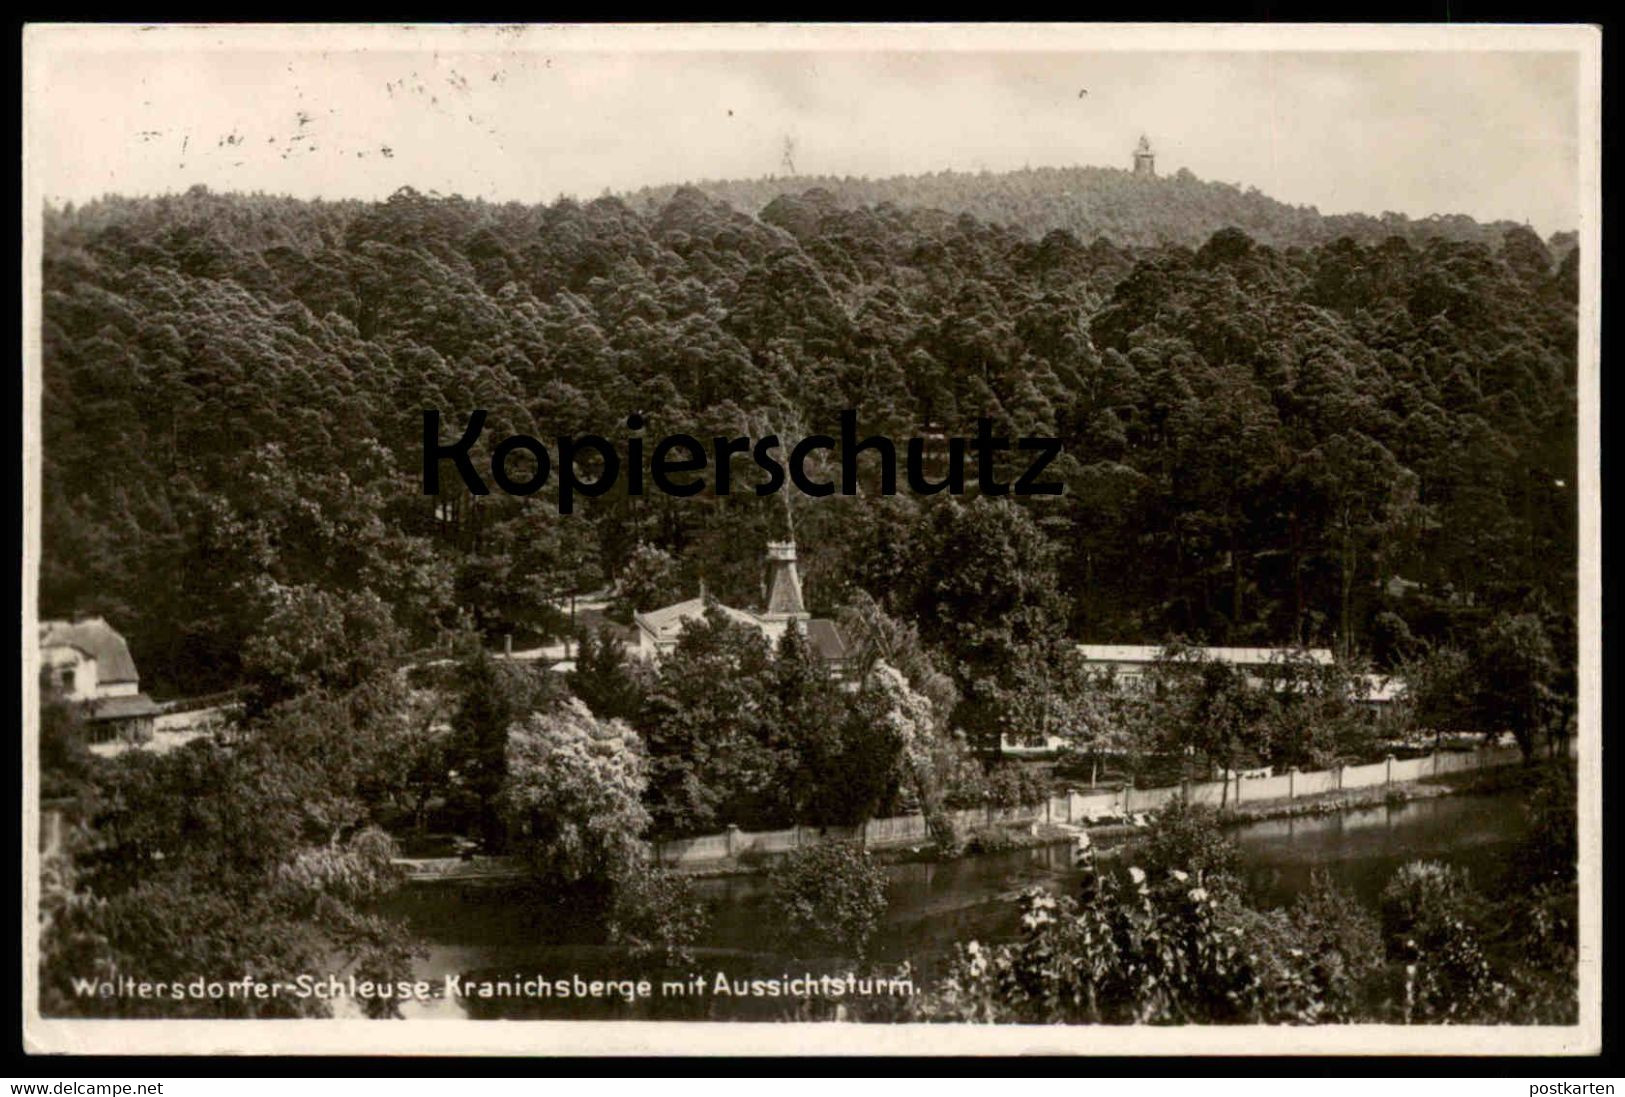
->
[84,693,161,721]
[631,596,849,666]
[574,607,638,645]
[1077,644,1336,667]
[39,617,141,684]
[804,618,848,663]
[1363,674,1406,703]
[633,598,761,643]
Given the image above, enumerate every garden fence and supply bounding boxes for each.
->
[649,740,1551,866]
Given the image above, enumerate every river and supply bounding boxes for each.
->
[376,788,1531,1020]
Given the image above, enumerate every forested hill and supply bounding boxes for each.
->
[625,164,1570,253]
[41,184,1578,698]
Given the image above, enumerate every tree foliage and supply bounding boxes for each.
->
[40,695,420,1017]
[40,186,1577,710]
[767,843,890,960]
[500,699,651,893]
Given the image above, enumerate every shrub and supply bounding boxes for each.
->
[927,812,963,857]
[1214,904,1330,1023]
[1494,882,1579,1024]
[606,867,708,967]
[1378,860,1470,950]
[1139,801,1242,896]
[768,843,890,959]
[1511,763,1577,889]
[1379,861,1507,1022]
[1287,871,1386,1020]
[963,826,1023,855]
[917,869,1326,1025]
[1492,763,1579,1023]
[982,763,1050,808]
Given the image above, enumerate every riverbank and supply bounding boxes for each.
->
[1098,764,1552,860]
[394,761,1551,885]
[1217,761,1540,821]
[381,784,1550,1020]
[662,762,1553,879]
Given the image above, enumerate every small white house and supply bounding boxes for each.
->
[39,617,160,746]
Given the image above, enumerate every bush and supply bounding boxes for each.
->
[1492,763,1579,1023]
[1378,860,1471,951]
[1139,801,1242,896]
[1511,763,1577,889]
[768,843,890,959]
[982,763,1049,808]
[1286,871,1386,1020]
[606,867,708,967]
[1379,861,1507,1022]
[963,826,1023,855]
[1213,904,1331,1023]
[926,812,963,857]
[918,870,1327,1025]
[1494,882,1579,1024]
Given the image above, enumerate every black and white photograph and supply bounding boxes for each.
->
[20,23,1601,1057]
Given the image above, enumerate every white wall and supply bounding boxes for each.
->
[39,646,98,701]
[1341,760,1389,789]
[1295,769,1337,796]
[1242,773,1293,801]
[644,745,1532,865]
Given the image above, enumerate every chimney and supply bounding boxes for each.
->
[762,541,809,621]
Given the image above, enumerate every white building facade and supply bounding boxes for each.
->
[38,617,160,745]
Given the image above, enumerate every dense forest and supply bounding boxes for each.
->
[37,168,1582,1023]
[41,175,1578,714]
[625,164,1577,252]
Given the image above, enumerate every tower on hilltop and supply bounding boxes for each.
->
[1133,135,1156,178]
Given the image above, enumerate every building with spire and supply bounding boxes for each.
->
[630,540,848,672]
[1133,134,1156,177]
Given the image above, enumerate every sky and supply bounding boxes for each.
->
[25,25,1588,234]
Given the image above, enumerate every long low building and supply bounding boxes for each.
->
[1076,643,1403,712]
[1076,644,1333,686]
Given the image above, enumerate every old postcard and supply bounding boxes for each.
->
[20,22,1601,1056]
